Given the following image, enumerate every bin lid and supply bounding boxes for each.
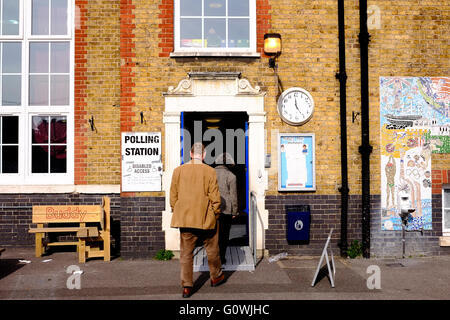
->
[285,205,310,212]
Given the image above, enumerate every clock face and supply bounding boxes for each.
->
[277,87,314,126]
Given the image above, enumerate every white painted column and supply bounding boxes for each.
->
[162,111,181,251]
[248,112,269,251]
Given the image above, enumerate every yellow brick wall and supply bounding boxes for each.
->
[84,0,121,184]
[82,0,449,196]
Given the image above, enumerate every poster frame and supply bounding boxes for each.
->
[278,132,316,192]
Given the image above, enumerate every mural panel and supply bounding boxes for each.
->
[380,77,450,231]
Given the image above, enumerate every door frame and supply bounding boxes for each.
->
[162,73,268,257]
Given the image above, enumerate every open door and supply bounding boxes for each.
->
[249,192,258,266]
[246,121,257,267]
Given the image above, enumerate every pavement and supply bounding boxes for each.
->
[0,247,449,318]
[1,247,450,301]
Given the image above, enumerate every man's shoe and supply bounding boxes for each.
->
[210,273,226,287]
[182,287,193,298]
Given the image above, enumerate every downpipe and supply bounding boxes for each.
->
[336,0,349,257]
[358,0,373,258]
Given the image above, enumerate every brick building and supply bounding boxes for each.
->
[0,0,449,262]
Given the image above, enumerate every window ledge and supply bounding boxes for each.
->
[0,184,120,194]
[170,51,261,58]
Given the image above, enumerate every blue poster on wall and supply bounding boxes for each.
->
[279,133,316,191]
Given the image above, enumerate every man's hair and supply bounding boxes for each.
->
[190,142,205,157]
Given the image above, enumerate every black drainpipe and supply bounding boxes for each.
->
[358,0,373,258]
[336,0,349,257]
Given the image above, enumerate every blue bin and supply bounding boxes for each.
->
[286,205,310,241]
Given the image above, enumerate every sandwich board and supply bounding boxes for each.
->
[311,228,336,288]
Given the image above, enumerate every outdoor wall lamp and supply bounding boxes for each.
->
[264,33,281,69]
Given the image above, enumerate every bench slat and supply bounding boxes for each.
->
[86,250,105,258]
[47,242,79,246]
[29,227,85,233]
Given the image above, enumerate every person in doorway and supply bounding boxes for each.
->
[170,142,225,298]
[214,153,238,265]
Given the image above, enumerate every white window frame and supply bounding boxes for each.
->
[0,0,24,39]
[26,0,72,40]
[443,185,450,236]
[0,0,74,185]
[173,0,258,57]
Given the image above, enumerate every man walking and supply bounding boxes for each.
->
[170,142,225,298]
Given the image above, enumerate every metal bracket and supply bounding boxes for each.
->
[352,111,360,123]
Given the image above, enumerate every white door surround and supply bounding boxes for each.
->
[162,72,269,251]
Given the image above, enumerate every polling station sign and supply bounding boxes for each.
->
[121,132,162,192]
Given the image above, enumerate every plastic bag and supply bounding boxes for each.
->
[268,252,288,263]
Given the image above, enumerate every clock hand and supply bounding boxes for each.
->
[295,98,301,113]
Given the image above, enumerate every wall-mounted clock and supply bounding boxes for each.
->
[277,87,314,126]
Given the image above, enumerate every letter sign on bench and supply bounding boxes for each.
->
[32,205,104,229]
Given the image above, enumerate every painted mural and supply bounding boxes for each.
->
[380,77,450,231]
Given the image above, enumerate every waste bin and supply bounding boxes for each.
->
[286,205,311,241]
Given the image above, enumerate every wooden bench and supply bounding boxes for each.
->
[29,196,111,263]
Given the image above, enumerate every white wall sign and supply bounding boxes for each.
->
[121,132,162,192]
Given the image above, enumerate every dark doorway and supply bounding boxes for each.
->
[182,112,249,247]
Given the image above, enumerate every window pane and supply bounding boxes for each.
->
[50,145,66,173]
[205,0,225,16]
[29,75,49,105]
[228,0,249,16]
[445,189,450,208]
[205,19,225,48]
[30,42,49,73]
[32,0,49,35]
[50,42,69,73]
[32,116,48,144]
[2,75,21,105]
[2,42,21,73]
[445,209,450,229]
[50,116,66,143]
[32,145,48,173]
[2,0,20,35]
[50,75,69,105]
[51,0,67,35]
[180,0,201,16]
[1,116,18,143]
[2,145,18,173]
[228,18,249,48]
[180,18,202,48]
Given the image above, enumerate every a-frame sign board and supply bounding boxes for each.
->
[311,228,336,288]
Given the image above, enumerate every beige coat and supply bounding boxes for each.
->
[170,159,221,230]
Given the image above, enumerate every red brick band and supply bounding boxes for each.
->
[432,169,450,194]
